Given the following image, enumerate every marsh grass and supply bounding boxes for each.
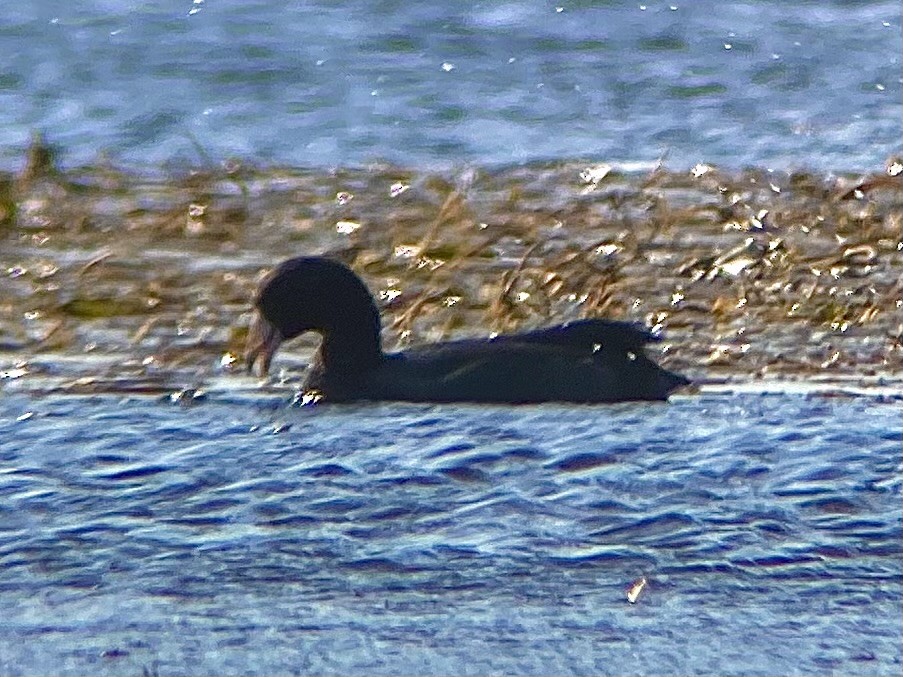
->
[1,149,900,394]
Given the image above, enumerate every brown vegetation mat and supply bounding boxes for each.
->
[1,154,901,395]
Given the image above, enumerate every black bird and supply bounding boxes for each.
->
[245,256,689,403]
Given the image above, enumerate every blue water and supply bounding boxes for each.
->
[0,390,900,675]
[1,1,900,171]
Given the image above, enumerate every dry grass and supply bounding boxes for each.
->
[1,146,901,392]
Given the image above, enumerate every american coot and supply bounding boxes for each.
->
[245,256,690,403]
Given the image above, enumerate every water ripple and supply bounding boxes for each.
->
[0,392,899,675]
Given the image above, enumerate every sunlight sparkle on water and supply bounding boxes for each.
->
[389,182,409,197]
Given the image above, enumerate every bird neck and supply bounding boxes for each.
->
[317,303,383,373]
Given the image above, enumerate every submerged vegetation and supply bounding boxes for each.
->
[1,139,901,395]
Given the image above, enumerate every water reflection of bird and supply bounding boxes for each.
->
[245,256,689,403]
